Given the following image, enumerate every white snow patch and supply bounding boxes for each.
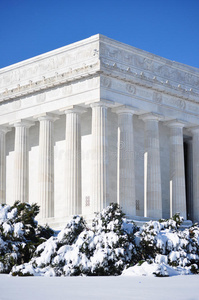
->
[0,274,198,300]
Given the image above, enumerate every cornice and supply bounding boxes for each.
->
[0,59,198,107]
[0,35,198,106]
[100,61,199,104]
[99,39,199,102]
[0,62,100,103]
[0,34,100,74]
[99,36,199,75]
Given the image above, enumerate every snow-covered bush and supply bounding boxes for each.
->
[11,203,138,276]
[84,203,138,275]
[133,214,199,276]
[136,215,183,261]
[4,203,199,277]
[0,201,53,274]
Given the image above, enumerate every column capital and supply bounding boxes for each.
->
[112,105,139,115]
[34,112,59,122]
[165,119,187,129]
[10,119,35,128]
[86,99,115,108]
[60,105,87,115]
[188,125,199,133]
[0,125,11,134]
[139,112,164,122]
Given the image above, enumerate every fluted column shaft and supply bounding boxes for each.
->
[38,114,57,218]
[0,126,10,204]
[190,127,199,222]
[91,102,109,213]
[167,121,186,219]
[64,106,85,216]
[13,120,34,203]
[140,113,162,219]
[114,106,137,218]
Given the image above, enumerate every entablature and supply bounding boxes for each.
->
[99,35,199,94]
[0,34,199,126]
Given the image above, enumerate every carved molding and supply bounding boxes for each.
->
[101,76,111,88]
[153,92,162,103]
[100,61,199,104]
[0,36,199,110]
[126,83,136,94]
[163,97,186,111]
[100,43,199,88]
[0,62,100,102]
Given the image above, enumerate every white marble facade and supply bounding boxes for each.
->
[0,34,199,228]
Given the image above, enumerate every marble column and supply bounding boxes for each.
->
[139,113,162,219]
[113,105,137,218]
[190,127,199,222]
[0,126,10,204]
[64,106,85,216]
[13,120,34,203]
[183,138,193,220]
[38,113,58,218]
[166,120,186,219]
[91,102,109,213]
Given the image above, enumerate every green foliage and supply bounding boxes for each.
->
[190,264,199,274]
[12,271,34,277]
[0,202,54,274]
[137,260,144,266]
[92,203,125,234]
[172,213,183,227]
[59,216,86,246]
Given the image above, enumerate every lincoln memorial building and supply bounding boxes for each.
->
[0,35,199,228]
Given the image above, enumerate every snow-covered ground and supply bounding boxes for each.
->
[0,274,198,300]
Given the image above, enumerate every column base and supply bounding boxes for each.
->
[36,213,96,230]
[131,216,193,229]
[36,215,193,231]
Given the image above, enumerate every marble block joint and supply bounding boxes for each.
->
[0,34,199,228]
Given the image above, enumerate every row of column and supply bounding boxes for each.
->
[0,103,199,222]
[113,108,188,220]
[109,106,199,222]
[0,104,108,218]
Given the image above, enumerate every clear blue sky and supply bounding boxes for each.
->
[0,0,199,69]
